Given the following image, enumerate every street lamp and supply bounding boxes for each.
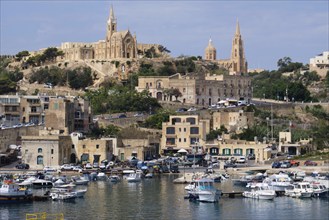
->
[263,93,265,100]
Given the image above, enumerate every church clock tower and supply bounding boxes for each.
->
[230,20,247,74]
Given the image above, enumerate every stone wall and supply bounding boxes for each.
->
[0,126,41,153]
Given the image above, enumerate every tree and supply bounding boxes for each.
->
[67,67,93,89]
[326,71,329,88]
[172,88,182,100]
[15,50,30,61]
[206,126,228,140]
[277,57,292,69]
[163,88,182,101]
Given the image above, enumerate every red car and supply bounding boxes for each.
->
[304,160,318,166]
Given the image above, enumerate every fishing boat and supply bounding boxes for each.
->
[187,178,221,202]
[32,179,53,189]
[0,180,33,203]
[285,182,314,198]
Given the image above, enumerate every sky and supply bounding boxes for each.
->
[0,0,328,70]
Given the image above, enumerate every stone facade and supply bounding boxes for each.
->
[72,136,117,165]
[212,110,254,132]
[205,139,271,163]
[136,73,252,106]
[0,95,92,133]
[21,135,73,169]
[161,115,210,154]
[309,51,329,78]
[204,21,248,74]
[117,138,159,161]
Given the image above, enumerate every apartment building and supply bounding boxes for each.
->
[161,115,210,154]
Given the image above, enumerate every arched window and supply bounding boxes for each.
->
[38,148,42,153]
[37,156,43,165]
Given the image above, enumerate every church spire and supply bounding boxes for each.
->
[108,4,116,24]
[208,37,213,47]
[235,18,240,36]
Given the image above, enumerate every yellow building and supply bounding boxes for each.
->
[161,115,210,154]
[205,139,271,163]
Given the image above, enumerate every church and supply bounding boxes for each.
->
[204,20,248,74]
[59,5,158,61]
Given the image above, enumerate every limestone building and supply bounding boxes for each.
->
[136,72,252,106]
[205,21,248,74]
[212,110,254,132]
[309,51,329,78]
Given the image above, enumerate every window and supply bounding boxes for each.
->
[179,138,181,142]
[83,145,86,149]
[184,128,186,132]
[72,145,75,149]
[190,138,198,144]
[54,103,59,110]
[186,117,196,125]
[96,144,99,149]
[166,127,175,134]
[37,156,43,165]
[51,149,54,154]
[38,148,42,153]
[166,138,175,145]
[184,138,186,142]
[190,127,199,134]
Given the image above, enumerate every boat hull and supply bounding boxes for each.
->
[0,195,33,203]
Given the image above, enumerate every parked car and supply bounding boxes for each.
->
[272,161,282,168]
[236,156,246,163]
[13,123,23,128]
[175,108,188,113]
[93,162,99,168]
[280,161,292,168]
[224,162,237,169]
[43,166,58,172]
[85,163,93,169]
[15,163,29,169]
[118,114,127,118]
[61,164,74,171]
[304,160,318,166]
[187,107,197,112]
[72,165,83,172]
[99,162,106,170]
[133,112,144,117]
[289,160,300,167]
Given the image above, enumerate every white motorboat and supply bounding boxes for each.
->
[243,183,276,200]
[72,176,89,185]
[109,175,121,182]
[50,187,87,199]
[0,180,33,203]
[19,176,37,187]
[263,173,293,192]
[51,191,76,201]
[127,173,142,182]
[188,178,221,202]
[96,172,108,181]
[53,179,66,187]
[285,182,313,198]
[145,173,153,178]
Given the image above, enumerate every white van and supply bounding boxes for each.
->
[236,156,246,163]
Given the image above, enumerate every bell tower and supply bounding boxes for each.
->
[230,19,247,74]
[106,4,117,42]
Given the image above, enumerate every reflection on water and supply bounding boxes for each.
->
[0,174,328,220]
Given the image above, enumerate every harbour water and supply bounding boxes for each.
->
[1,174,328,220]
